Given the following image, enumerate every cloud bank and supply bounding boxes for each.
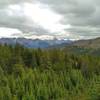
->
[0,0,100,39]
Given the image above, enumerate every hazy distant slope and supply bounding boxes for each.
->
[72,37,100,49]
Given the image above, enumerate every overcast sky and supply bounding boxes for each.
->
[0,0,100,40]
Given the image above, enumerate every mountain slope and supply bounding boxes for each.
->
[72,37,100,49]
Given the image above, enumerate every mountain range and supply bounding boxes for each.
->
[0,38,72,48]
[0,37,100,49]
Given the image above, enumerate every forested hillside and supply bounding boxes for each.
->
[0,44,100,100]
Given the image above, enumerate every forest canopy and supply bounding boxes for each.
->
[0,44,100,100]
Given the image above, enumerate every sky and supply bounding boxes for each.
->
[0,0,100,40]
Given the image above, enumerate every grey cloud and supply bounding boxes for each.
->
[0,0,50,35]
[38,0,100,38]
[0,0,35,8]
[0,0,100,39]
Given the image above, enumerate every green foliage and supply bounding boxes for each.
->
[0,44,100,100]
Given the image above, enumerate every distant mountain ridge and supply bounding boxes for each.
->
[0,37,100,49]
[0,38,72,48]
[72,37,100,49]
[49,37,100,50]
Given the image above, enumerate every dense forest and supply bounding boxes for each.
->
[0,44,100,100]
